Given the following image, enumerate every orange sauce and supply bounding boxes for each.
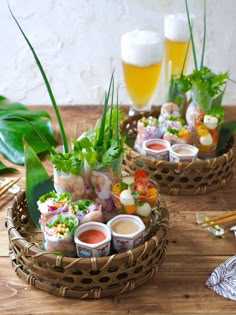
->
[79,229,106,244]
[112,219,139,235]
[147,143,166,151]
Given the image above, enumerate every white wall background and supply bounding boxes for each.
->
[1,0,236,106]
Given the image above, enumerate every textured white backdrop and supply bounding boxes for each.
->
[1,0,236,106]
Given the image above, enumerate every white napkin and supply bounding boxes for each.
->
[206,255,236,301]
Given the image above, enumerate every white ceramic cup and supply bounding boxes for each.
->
[169,144,199,162]
[74,222,111,257]
[107,214,145,253]
[143,138,171,160]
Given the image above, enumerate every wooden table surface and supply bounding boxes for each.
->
[1,105,236,315]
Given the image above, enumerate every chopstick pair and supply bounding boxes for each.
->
[0,177,21,197]
[200,211,236,228]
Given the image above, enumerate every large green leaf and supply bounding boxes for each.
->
[0,109,51,120]
[0,118,57,164]
[24,139,55,229]
[0,160,18,173]
[0,101,51,119]
[216,120,236,153]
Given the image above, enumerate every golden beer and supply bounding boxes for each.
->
[164,37,190,79]
[164,13,193,83]
[122,61,162,110]
[121,30,163,112]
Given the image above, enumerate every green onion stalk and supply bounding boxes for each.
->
[8,3,68,154]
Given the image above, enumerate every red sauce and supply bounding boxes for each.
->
[147,143,166,151]
[79,229,106,244]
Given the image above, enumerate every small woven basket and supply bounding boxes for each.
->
[121,109,235,195]
[6,191,169,299]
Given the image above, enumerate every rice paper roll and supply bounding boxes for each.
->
[69,199,103,224]
[163,126,193,145]
[89,169,119,222]
[44,213,78,257]
[37,191,72,232]
[134,116,160,154]
[53,169,87,201]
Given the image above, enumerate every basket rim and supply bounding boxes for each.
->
[6,191,169,267]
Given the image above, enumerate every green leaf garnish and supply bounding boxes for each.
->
[39,191,72,203]
[216,121,236,153]
[70,199,93,213]
[24,139,55,230]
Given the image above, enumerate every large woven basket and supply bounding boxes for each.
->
[6,191,169,299]
[121,109,235,195]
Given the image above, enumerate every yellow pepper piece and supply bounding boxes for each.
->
[196,125,209,137]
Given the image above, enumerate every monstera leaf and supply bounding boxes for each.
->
[0,117,57,165]
[0,100,57,165]
[0,160,18,174]
[24,139,55,229]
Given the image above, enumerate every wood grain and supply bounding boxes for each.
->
[0,105,236,314]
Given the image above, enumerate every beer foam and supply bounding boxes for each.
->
[121,30,163,67]
[164,13,193,42]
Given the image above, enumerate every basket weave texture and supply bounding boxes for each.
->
[6,191,169,299]
[121,110,236,196]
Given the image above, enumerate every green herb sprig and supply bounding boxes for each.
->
[75,72,125,172]
[176,0,228,111]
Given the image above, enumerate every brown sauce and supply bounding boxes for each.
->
[112,219,139,234]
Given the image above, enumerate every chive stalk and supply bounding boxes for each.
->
[115,86,119,143]
[108,77,115,142]
[8,3,69,153]
[180,39,190,76]
[96,72,114,148]
[185,0,198,70]
[200,0,207,70]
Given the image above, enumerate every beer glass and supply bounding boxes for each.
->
[164,13,191,84]
[121,30,163,115]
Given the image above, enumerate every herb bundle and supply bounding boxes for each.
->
[176,0,228,111]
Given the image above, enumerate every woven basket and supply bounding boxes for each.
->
[121,109,235,195]
[6,191,169,299]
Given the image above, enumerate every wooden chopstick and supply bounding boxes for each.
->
[200,211,236,228]
[0,177,21,197]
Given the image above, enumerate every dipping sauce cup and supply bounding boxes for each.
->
[169,144,199,162]
[74,222,111,257]
[143,138,170,160]
[107,214,146,253]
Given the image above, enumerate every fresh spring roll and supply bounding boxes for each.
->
[163,126,192,145]
[44,213,78,257]
[37,191,72,232]
[69,199,103,224]
[134,116,161,154]
[53,170,87,201]
[89,169,119,221]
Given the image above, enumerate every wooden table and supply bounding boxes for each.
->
[1,105,236,314]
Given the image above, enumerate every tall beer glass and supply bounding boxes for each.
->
[164,13,191,84]
[121,30,163,114]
